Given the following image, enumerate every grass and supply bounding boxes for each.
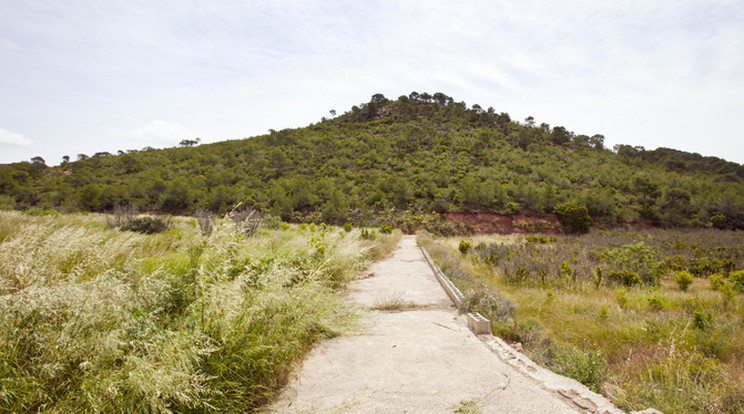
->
[0,211,399,413]
[419,229,744,414]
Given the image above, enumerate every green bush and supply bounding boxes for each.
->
[555,202,593,233]
[261,214,283,230]
[343,223,353,232]
[674,270,694,292]
[604,241,660,285]
[711,214,727,229]
[648,294,666,311]
[121,216,171,234]
[24,207,59,217]
[729,270,744,292]
[608,269,642,286]
[379,224,393,234]
[360,228,376,240]
[709,274,724,291]
[458,240,471,254]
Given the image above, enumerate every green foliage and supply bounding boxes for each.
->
[709,274,724,291]
[604,241,660,285]
[3,93,743,234]
[608,269,642,287]
[379,224,392,234]
[458,240,471,254]
[729,270,744,292]
[120,216,172,234]
[692,308,714,331]
[343,223,353,232]
[647,294,666,311]
[360,228,376,240]
[550,346,607,393]
[673,270,694,291]
[261,214,283,230]
[616,288,628,308]
[711,214,727,229]
[555,202,593,233]
[23,207,59,217]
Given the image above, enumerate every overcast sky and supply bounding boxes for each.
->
[1,1,743,165]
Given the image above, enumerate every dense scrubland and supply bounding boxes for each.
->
[2,92,744,233]
[419,229,744,414]
[0,210,399,412]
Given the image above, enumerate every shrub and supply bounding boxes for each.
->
[729,270,744,292]
[648,294,666,311]
[692,308,714,331]
[379,224,393,234]
[674,270,694,292]
[608,269,642,286]
[360,228,376,240]
[24,207,59,217]
[343,223,353,232]
[262,214,283,230]
[709,274,724,291]
[711,214,727,229]
[121,216,171,234]
[458,240,471,255]
[604,241,660,285]
[551,346,607,393]
[555,202,593,233]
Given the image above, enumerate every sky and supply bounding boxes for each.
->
[1,0,743,165]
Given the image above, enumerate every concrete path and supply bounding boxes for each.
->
[265,236,596,413]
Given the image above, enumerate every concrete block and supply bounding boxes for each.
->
[467,312,491,334]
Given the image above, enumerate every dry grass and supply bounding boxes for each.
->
[0,211,395,412]
[421,229,744,414]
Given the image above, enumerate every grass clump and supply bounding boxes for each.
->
[0,211,396,412]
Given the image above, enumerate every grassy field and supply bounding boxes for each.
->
[419,229,744,414]
[0,211,398,413]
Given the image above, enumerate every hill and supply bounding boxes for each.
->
[2,92,743,232]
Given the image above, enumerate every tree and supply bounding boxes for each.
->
[589,134,605,150]
[550,126,572,145]
[31,156,46,165]
[633,175,660,222]
[659,187,693,227]
[556,202,593,233]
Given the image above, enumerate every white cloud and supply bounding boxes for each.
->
[109,120,198,146]
[0,128,32,147]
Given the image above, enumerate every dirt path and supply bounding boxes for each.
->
[265,236,619,413]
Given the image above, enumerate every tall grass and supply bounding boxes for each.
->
[0,211,397,412]
[420,229,744,414]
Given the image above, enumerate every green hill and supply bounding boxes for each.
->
[2,92,743,232]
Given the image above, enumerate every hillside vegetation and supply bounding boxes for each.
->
[2,92,744,232]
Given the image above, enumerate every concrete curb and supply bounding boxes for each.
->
[419,245,628,414]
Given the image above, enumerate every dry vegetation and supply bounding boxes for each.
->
[0,211,399,412]
[419,229,744,414]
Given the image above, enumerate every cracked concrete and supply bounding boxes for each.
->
[265,236,621,413]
